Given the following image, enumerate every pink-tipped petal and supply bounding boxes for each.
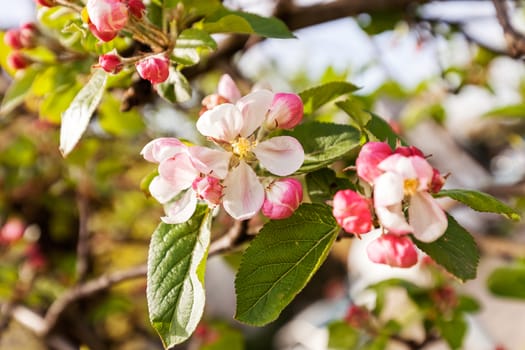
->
[149,176,181,204]
[141,137,185,163]
[408,192,447,242]
[373,172,404,207]
[253,136,304,176]
[158,153,199,193]
[217,74,241,103]
[356,141,393,183]
[162,190,198,224]
[87,0,128,32]
[236,90,273,137]
[222,161,264,220]
[266,93,304,130]
[188,146,231,179]
[197,103,243,142]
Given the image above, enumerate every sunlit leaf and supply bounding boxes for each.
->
[157,68,192,103]
[299,81,359,115]
[435,189,520,221]
[59,69,108,156]
[327,321,359,350]
[0,66,40,116]
[235,203,339,326]
[488,264,525,299]
[147,206,211,348]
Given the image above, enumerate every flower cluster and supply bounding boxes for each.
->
[142,75,304,222]
[333,141,447,268]
[3,22,39,70]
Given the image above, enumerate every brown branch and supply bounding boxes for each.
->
[41,264,148,335]
[492,0,525,57]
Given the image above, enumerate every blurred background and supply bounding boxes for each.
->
[2,0,525,349]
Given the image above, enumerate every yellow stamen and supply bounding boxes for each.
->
[404,178,419,196]
[232,137,254,159]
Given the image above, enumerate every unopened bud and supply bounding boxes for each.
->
[19,22,39,48]
[7,51,30,70]
[4,29,23,50]
[262,178,303,219]
[136,55,170,84]
[35,0,55,6]
[127,0,145,18]
[332,189,373,235]
[88,23,118,42]
[98,53,122,73]
[366,234,418,268]
[87,0,128,33]
[265,93,304,130]
[0,218,25,245]
[192,176,223,205]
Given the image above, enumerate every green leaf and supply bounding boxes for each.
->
[0,66,40,116]
[283,122,361,173]
[336,98,372,130]
[483,104,525,118]
[157,68,192,103]
[235,203,339,326]
[436,313,467,350]
[487,264,525,299]
[327,321,359,350]
[456,295,481,312]
[306,168,353,203]
[98,94,145,136]
[172,29,217,66]
[366,113,403,148]
[200,322,244,350]
[435,189,520,221]
[59,69,108,156]
[147,206,211,348]
[203,8,294,39]
[299,81,359,115]
[413,215,479,282]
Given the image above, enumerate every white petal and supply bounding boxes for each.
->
[373,172,404,207]
[409,192,448,242]
[236,90,273,137]
[162,190,198,224]
[149,176,181,204]
[196,103,243,142]
[222,161,264,220]
[379,154,416,179]
[253,136,304,176]
[375,203,412,234]
[188,146,231,179]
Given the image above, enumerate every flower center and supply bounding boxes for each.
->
[232,137,254,159]
[403,178,419,196]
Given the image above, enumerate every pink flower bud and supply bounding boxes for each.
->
[19,22,39,48]
[332,189,373,235]
[429,168,445,193]
[7,52,30,70]
[86,0,128,33]
[366,234,418,268]
[394,145,425,158]
[0,218,25,244]
[98,53,122,73]
[136,55,170,84]
[262,178,303,219]
[356,141,393,183]
[4,29,23,50]
[265,93,304,130]
[88,23,118,42]
[127,0,145,18]
[35,0,55,6]
[192,176,223,205]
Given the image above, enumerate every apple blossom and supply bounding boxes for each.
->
[356,141,393,184]
[332,189,373,235]
[136,55,170,84]
[262,178,303,219]
[366,233,418,268]
[0,218,25,245]
[374,153,447,242]
[196,89,304,220]
[200,74,242,115]
[141,138,230,223]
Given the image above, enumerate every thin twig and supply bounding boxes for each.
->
[492,0,525,57]
[209,219,250,256]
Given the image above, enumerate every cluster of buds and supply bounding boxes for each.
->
[142,75,304,222]
[3,22,39,70]
[332,141,447,268]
